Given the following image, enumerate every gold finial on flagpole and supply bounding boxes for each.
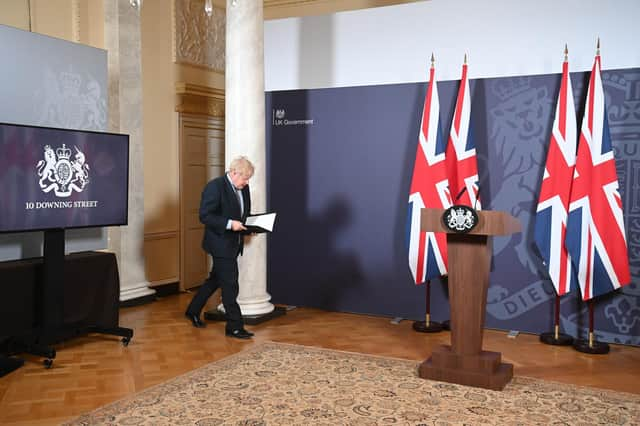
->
[596,37,600,55]
[464,53,468,65]
[564,44,568,61]
[431,53,435,68]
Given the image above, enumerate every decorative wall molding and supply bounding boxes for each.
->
[144,232,180,286]
[173,0,225,71]
[71,0,81,42]
[144,230,179,241]
[175,82,225,117]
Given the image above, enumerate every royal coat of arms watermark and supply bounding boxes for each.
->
[36,68,107,131]
[36,144,90,197]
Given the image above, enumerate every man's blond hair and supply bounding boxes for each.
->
[229,156,254,178]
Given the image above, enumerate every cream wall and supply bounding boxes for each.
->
[0,0,104,45]
[76,0,105,48]
[140,0,180,285]
[29,0,73,40]
[0,0,30,30]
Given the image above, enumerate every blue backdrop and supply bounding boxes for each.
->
[265,67,640,345]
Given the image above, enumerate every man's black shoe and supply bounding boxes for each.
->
[185,312,206,328]
[225,328,254,339]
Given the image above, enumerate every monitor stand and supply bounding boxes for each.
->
[5,229,133,370]
[38,229,133,351]
[0,355,24,377]
[3,229,62,369]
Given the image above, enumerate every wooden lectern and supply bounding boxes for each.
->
[419,208,521,390]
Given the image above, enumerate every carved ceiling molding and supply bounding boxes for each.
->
[173,0,225,72]
[175,83,225,117]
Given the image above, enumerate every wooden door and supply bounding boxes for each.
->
[179,114,225,290]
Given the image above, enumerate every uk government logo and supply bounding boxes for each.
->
[36,143,90,197]
[443,205,478,233]
[272,108,314,126]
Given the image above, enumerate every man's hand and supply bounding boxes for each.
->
[230,220,247,232]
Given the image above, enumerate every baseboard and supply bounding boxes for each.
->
[119,282,180,307]
[154,282,180,298]
[120,293,156,308]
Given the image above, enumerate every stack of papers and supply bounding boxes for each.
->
[244,212,276,233]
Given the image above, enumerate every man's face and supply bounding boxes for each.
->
[230,170,251,189]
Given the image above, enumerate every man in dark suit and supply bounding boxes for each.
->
[184,156,254,339]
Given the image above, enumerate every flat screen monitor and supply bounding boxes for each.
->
[0,122,129,233]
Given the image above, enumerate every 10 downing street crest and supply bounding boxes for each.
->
[36,143,90,197]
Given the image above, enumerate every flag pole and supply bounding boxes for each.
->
[410,53,445,334]
[569,38,619,355]
[539,293,573,345]
[573,299,610,354]
[441,277,450,330]
[412,280,444,333]
[537,44,574,346]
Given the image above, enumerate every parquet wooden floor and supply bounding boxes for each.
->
[1,291,638,425]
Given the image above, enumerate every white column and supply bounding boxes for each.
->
[225,0,273,315]
[105,0,155,302]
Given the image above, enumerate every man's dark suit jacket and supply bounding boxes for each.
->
[199,175,251,258]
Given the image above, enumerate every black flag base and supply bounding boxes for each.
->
[539,331,574,346]
[412,320,443,333]
[573,338,610,354]
[573,303,609,354]
[441,320,451,330]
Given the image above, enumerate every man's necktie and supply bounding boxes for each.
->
[235,188,244,216]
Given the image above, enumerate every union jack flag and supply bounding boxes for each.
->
[565,49,631,300]
[446,57,480,209]
[406,58,451,284]
[534,50,577,296]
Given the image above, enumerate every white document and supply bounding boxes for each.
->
[245,212,277,232]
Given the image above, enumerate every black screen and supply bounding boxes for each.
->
[0,122,129,233]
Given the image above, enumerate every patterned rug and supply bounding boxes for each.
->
[66,342,640,425]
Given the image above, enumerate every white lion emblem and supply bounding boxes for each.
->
[36,144,90,197]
